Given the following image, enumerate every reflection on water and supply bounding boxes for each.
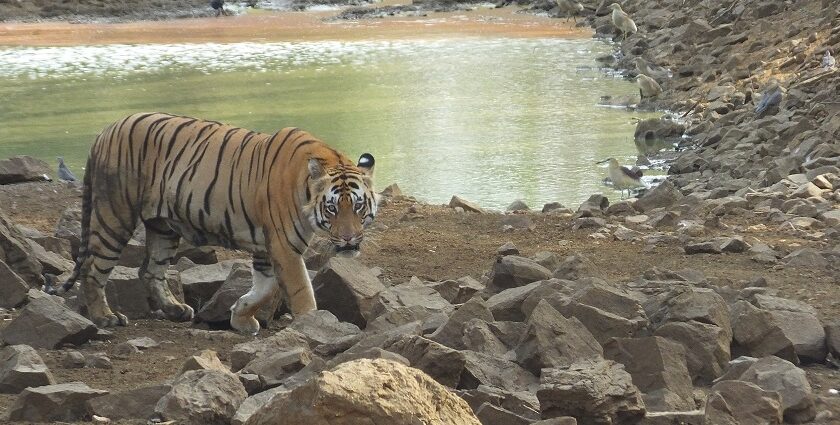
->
[0,38,658,209]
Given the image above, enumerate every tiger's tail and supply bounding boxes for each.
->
[46,156,94,295]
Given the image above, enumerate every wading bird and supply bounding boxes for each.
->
[609,3,637,41]
[597,157,644,198]
[211,0,227,16]
[636,73,662,99]
[557,0,584,23]
[56,157,77,182]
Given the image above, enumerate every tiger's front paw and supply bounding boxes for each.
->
[230,313,260,336]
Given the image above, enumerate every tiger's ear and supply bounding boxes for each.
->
[308,158,325,179]
[357,153,375,177]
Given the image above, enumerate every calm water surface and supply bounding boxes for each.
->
[0,38,658,209]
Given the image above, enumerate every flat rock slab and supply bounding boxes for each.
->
[7,381,108,422]
[88,384,172,421]
[1,296,97,349]
[0,345,55,394]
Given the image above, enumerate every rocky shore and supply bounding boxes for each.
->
[0,0,839,424]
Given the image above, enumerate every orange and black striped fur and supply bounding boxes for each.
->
[57,112,377,333]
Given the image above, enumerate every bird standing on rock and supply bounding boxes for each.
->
[609,3,637,41]
[754,81,785,118]
[823,50,836,70]
[56,157,76,182]
[556,0,584,23]
[597,157,644,198]
[636,74,662,99]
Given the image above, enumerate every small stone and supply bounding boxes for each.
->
[182,349,230,374]
[497,242,520,256]
[61,350,87,369]
[0,345,55,393]
[85,352,113,369]
[449,195,484,213]
[126,337,159,350]
[507,200,529,211]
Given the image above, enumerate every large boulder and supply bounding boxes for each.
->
[719,356,816,423]
[603,337,694,412]
[487,256,552,291]
[286,310,361,348]
[0,259,29,308]
[382,335,466,387]
[105,266,184,319]
[634,180,684,212]
[88,384,172,421]
[514,300,603,375]
[704,380,782,425]
[196,264,282,327]
[0,345,55,394]
[240,348,313,387]
[244,359,481,425]
[180,260,242,310]
[460,350,537,393]
[155,369,248,425]
[6,382,108,422]
[313,257,386,328]
[230,328,310,371]
[0,156,51,184]
[0,211,44,287]
[731,295,825,363]
[429,297,493,350]
[375,279,453,316]
[487,279,559,322]
[1,295,97,349]
[538,359,645,424]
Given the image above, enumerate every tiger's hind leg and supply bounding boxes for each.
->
[230,251,278,335]
[82,207,134,327]
[142,219,194,322]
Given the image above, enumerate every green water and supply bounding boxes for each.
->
[0,38,658,209]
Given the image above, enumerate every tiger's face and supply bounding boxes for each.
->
[306,153,377,257]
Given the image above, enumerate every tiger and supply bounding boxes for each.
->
[52,112,377,334]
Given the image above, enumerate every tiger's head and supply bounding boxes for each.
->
[305,153,377,257]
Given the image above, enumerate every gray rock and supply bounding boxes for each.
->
[1,296,97,349]
[719,356,816,423]
[181,349,230,374]
[54,206,82,258]
[704,380,782,425]
[460,350,537,393]
[826,322,840,357]
[488,256,552,291]
[0,345,54,394]
[241,348,312,387]
[538,359,645,424]
[740,295,825,363]
[542,202,566,213]
[375,280,453,316]
[429,276,484,304]
[476,402,532,425]
[85,352,112,369]
[180,260,241,310]
[514,300,603,375]
[7,381,108,422]
[462,319,510,357]
[429,297,493,350]
[684,241,722,255]
[196,264,282,327]
[383,335,466,388]
[230,328,310,371]
[126,336,160,350]
[654,321,730,385]
[61,350,86,369]
[576,194,609,217]
[552,254,595,280]
[507,200,530,212]
[155,369,248,425]
[105,266,184,319]
[313,257,386,328]
[635,180,684,212]
[497,241,520,256]
[783,248,828,268]
[0,259,29,308]
[731,301,798,363]
[457,385,540,421]
[0,156,52,184]
[532,251,560,271]
[486,279,557,322]
[0,211,44,287]
[89,384,172,421]
[604,337,694,412]
[287,310,361,348]
[232,386,290,425]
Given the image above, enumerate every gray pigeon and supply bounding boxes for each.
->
[823,50,836,69]
[57,157,77,182]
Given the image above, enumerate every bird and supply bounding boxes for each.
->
[754,81,785,117]
[822,50,836,70]
[609,3,637,41]
[597,158,644,198]
[56,157,77,182]
[634,57,671,81]
[210,0,227,17]
[636,74,662,99]
[556,0,584,23]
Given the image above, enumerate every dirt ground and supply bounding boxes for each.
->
[0,181,839,422]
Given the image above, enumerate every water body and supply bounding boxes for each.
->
[0,37,658,209]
